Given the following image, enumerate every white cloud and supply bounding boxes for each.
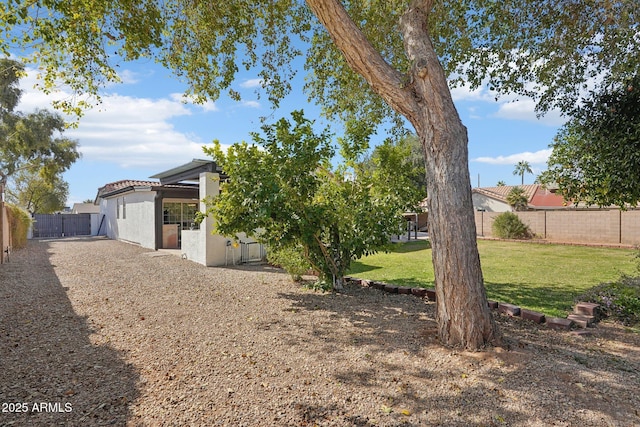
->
[241,100,261,109]
[449,83,494,103]
[449,78,565,127]
[17,69,211,169]
[171,92,219,112]
[118,69,140,85]
[473,148,552,165]
[60,95,208,168]
[493,98,565,126]
[240,78,263,88]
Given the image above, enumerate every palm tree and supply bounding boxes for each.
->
[513,161,533,185]
[506,186,528,211]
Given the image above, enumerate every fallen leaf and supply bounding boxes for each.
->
[399,408,411,416]
[381,405,393,414]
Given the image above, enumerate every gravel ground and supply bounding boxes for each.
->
[1,237,639,426]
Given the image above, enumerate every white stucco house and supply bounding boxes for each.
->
[95,159,264,266]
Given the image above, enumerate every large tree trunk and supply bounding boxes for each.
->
[306,0,500,349]
[399,2,499,349]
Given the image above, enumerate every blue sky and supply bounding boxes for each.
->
[16,59,565,206]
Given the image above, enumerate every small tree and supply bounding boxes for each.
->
[204,111,409,290]
[539,76,640,208]
[496,181,506,187]
[506,186,528,211]
[6,169,69,214]
[362,134,427,204]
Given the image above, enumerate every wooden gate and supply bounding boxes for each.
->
[32,214,91,238]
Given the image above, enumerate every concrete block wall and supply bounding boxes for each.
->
[475,209,640,246]
[621,211,640,245]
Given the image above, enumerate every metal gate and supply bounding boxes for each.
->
[32,214,91,238]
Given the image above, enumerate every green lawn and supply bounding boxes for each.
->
[348,240,637,317]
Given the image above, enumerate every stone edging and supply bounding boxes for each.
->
[344,277,601,335]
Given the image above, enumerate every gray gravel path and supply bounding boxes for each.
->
[1,237,639,426]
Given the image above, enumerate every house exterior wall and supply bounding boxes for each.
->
[90,213,101,236]
[100,191,157,249]
[472,193,510,212]
[181,172,228,266]
[180,172,263,267]
[475,209,640,246]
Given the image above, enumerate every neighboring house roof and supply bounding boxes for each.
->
[71,202,100,214]
[472,184,570,209]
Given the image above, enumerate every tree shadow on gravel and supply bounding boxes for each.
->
[0,241,139,426]
[276,283,640,426]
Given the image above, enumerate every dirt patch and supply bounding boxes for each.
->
[1,237,639,426]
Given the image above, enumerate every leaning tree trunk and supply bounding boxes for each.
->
[399,2,499,349]
[306,0,500,349]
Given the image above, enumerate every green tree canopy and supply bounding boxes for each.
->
[6,169,69,214]
[539,76,640,208]
[204,110,409,289]
[362,134,427,208]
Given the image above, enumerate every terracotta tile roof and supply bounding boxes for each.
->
[472,184,570,208]
[474,184,539,203]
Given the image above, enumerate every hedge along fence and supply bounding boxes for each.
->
[475,209,640,246]
[6,204,31,250]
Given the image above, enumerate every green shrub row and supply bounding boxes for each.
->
[6,204,31,249]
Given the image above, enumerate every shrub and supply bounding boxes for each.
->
[267,244,312,282]
[6,204,32,249]
[576,276,640,326]
[491,212,531,239]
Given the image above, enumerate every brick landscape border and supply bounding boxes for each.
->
[344,276,601,335]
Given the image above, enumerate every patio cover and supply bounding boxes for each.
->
[150,159,226,185]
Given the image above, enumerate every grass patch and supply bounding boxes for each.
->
[348,240,636,318]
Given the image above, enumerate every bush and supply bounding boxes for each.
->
[6,204,31,249]
[491,212,531,239]
[576,276,640,326]
[267,244,312,282]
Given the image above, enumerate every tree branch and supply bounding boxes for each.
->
[305,0,416,118]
